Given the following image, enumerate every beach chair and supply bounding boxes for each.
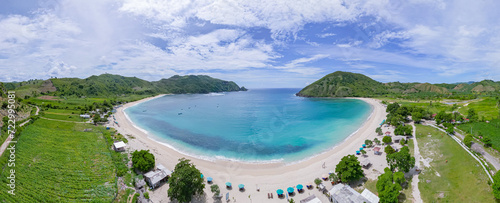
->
[267,193,270,199]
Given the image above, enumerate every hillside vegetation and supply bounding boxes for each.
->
[297,71,500,98]
[4,74,246,98]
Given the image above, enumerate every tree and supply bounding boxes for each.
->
[376,127,383,135]
[393,171,405,186]
[168,158,205,203]
[131,150,155,172]
[374,138,381,145]
[464,134,473,148]
[365,139,373,147]
[387,146,415,173]
[329,173,340,183]
[467,108,478,121]
[400,138,406,146]
[483,137,492,148]
[383,136,392,144]
[492,171,500,199]
[387,102,400,114]
[360,149,367,156]
[335,155,364,183]
[314,178,322,186]
[210,184,220,198]
[289,198,295,203]
[376,168,402,203]
[412,111,422,123]
[385,145,395,155]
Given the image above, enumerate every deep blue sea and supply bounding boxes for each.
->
[124,88,371,163]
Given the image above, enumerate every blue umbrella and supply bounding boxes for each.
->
[297,184,303,190]
[362,144,366,148]
[207,177,213,182]
[356,150,360,154]
[238,184,244,189]
[359,147,364,151]
[287,187,294,194]
[201,174,204,179]
[226,182,232,187]
[277,189,284,195]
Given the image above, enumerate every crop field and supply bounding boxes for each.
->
[43,109,87,122]
[457,119,500,151]
[0,119,117,202]
[459,97,500,120]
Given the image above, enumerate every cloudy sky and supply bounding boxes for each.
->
[1,0,500,88]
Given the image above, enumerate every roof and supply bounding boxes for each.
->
[373,147,381,151]
[361,159,371,166]
[361,189,380,203]
[328,184,373,203]
[144,164,172,185]
[393,136,406,141]
[113,141,126,149]
[300,194,323,203]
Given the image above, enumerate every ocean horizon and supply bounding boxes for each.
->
[124,88,372,163]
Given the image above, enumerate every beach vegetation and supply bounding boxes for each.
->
[400,138,406,146]
[335,155,364,183]
[210,184,221,198]
[360,149,367,156]
[394,124,412,136]
[144,192,150,199]
[132,150,155,172]
[386,146,415,173]
[376,168,402,203]
[168,158,205,203]
[376,127,383,135]
[374,138,381,145]
[329,173,340,183]
[289,198,295,203]
[365,139,373,147]
[382,136,392,144]
[384,145,395,154]
[314,178,322,186]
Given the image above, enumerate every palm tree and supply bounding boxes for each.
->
[329,173,340,184]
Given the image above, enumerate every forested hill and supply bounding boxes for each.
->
[297,71,500,98]
[3,74,247,97]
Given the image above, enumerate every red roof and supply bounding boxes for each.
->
[432,113,437,117]
[385,131,391,134]
[373,147,381,151]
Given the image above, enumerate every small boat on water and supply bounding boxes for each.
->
[178,113,183,115]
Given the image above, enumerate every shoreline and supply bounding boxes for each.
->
[111,95,388,202]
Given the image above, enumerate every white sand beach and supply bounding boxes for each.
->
[111,95,389,202]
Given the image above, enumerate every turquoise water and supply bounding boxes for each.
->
[125,88,371,162]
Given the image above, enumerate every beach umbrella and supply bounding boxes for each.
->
[207,177,213,182]
[356,150,360,155]
[226,182,232,187]
[359,147,363,151]
[297,184,303,190]
[287,187,294,194]
[277,189,284,195]
[238,184,244,189]
[201,174,204,179]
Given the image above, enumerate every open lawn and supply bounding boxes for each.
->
[43,108,88,122]
[415,124,494,202]
[0,119,117,202]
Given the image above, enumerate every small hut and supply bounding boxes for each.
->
[113,141,126,152]
[373,147,381,155]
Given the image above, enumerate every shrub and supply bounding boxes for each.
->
[464,135,473,148]
[132,150,155,172]
[385,145,395,155]
[383,136,392,144]
[144,192,150,199]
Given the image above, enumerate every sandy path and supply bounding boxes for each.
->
[410,122,423,203]
[111,95,388,202]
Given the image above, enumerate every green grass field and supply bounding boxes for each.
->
[457,119,500,151]
[459,97,500,120]
[0,119,117,202]
[415,124,494,202]
[43,109,87,122]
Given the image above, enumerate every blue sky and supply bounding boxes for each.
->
[1,0,500,88]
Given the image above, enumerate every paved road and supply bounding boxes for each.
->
[454,130,500,171]
[0,119,31,157]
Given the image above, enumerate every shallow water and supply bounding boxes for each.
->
[125,88,371,162]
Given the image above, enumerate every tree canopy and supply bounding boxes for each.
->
[464,135,474,147]
[386,146,415,173]
[492,171,500,199]
[385,145,395,155]
[168,158,205,203]
[383,136,392,144]
[335,155,364,183]
[376,168,402,203]
[131,150,155,172]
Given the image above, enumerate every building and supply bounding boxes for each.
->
[328,184,379,203]
[300,194,323,203]
[373,147,381,155]
[392,136,406,142]
[144,164,172,189]
[361,159,371,168]
[80,114,90,119]
[113,141,126,152]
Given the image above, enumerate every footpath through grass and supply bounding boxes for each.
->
[0,119,117,202]
[415,124,494,202]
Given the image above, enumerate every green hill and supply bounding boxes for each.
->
[297,71,500,98]
[5,74,246,97]
[296,71,389,97]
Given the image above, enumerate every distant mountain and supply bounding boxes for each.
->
[4,74,246,97]
[297,71,500,97]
